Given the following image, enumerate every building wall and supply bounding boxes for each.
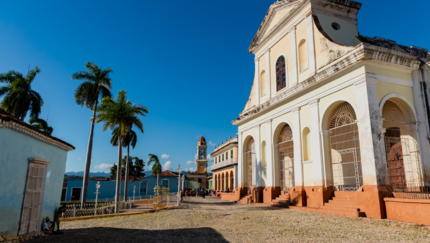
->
[66,176,182,201]
[0,127,69,235]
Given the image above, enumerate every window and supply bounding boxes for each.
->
[260,70,266,96]
[161,179,169,187]
[140,182,147,194]
[226,152,228,160]
[198,178,203,183]
[302,127,312,161]
[276,56,286,91]
[298,39,308,72]
[231,149,233,158]
[71,188,81,201]
[215,157,217,163]
[20,162,48,235]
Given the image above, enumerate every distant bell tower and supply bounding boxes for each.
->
[196,136,207,174]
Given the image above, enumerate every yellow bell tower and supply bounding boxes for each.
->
[196,136,208,173]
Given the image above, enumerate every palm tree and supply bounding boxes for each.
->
[0,67,43,120]
[111,127,138,201]
[29,117,53,135]
[96,90,148,213]
[72,62,113,207]
[148,154,162,187]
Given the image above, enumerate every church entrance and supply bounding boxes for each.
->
[385,128,407,191]
[276,125,294,193]
[243,138,255,192]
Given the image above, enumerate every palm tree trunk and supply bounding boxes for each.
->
[80,103,98,208]
[124,145,130,202]
[115,134,122,214]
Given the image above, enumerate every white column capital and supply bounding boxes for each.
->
[308,98,319,106]
[292,107,300,114]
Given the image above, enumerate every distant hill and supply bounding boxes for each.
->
[65,171,111,178]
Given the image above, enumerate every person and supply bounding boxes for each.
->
[54,204,66,233]
[42,217,54,234]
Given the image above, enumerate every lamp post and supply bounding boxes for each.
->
[94,181,100,215]
[177,165,182,194]
[133,185,136,201]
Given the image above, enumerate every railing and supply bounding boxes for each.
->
[211,158,238,171]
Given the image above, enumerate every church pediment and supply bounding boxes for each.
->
[249,0,303,53]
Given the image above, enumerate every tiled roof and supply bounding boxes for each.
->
[199,136,206,142]
[0,108,75,150]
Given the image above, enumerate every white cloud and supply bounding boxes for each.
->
[195,135,202,139]
[78,158,82,160]
[209,141,216,147]
[93,163,113,170]
[161,154,170,159]
[163,161,173,170]
[186,160,194,165]
[177,158,181,160]
[194,153,198,160]
[207,154,214,162]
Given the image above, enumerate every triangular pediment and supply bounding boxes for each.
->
[249,0,303,53]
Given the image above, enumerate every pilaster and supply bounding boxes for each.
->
[354,75,387,186]
[309,99,324,186]
[255,59,260,106]
[265,49,271,100]
[254,125,261,187]
[265,119,274,187]
[306,13,316,77]
[289,28,298,85]
[238,132,243,188]
[292,107,303,186]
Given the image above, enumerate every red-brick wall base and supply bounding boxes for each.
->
[263,187,280,204]
[357,185,390,219]
[385,198,430,225]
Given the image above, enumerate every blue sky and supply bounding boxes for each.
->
[1,0,429,174]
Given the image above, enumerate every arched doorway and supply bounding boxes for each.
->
[215,174,218,190]
[276,125,295,192]
[221,173,224,191]
[382,99,423,192]
[230,171,234,190]
[243,137,255,191]
[329,102,363,191]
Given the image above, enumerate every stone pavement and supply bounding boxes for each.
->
[29,196,430,242]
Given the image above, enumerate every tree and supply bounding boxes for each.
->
[72,62,113,208]
[96,90,148,213]
[111,127,138,201]
[0,67,43,120]
[148,154,162,187]
[110,156,145,178]
[132,157,145,178]
[29,117,53,135]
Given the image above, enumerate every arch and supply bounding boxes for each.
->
[320,97,359,131]
[326,102,363,191]
[276,55,287,91]
[272,120,294,144]
[381,96,423,192]
[273,123,295,192]
[379,93,417,122]
[298,38,309,72]
[261,140,267,168]
[260,69,266,97]
[302,127,312,161]
[243,135,255,190]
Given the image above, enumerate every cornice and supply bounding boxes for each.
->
[0,119,75,151]
[29,157,50,165]
[233,43,421,126]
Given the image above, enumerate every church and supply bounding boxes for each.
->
[229,0,430,224]
[187,136,209,189]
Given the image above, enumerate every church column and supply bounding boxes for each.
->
[265,49,271,100]
[234,165,238,189]
[254,125,261,187]
[289,27,298,86]
[306,12,316,77]
[265,120,274,187]
[238,132,243,188]
[354,75,387,186]
[309,99,324,186]
[292,108,303,186]
[255,59,260,106]
[412,69,430,181]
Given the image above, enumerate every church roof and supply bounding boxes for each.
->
[199,136,206,142]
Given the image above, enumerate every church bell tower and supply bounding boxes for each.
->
[196,136,207,174]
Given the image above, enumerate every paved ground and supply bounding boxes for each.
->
[32,197,430,242]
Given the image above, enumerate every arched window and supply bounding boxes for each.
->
[302,127,312,161]
[276,56,286,91]
[260,70,266,96]
[261,141,267,168]
[298,39,308,72]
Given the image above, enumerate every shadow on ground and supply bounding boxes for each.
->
[28,227,229,243]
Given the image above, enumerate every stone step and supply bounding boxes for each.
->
[324,203,360,209]
[334,191,358,198]
[326,201,359,207]
[328,199,358,205]
[289,206,365,218]
[332,197,358,201]
[320,205,360,212]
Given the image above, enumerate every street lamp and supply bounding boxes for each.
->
[133,185,136,201]
[177,165,182,194]
[94,181,101,215]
